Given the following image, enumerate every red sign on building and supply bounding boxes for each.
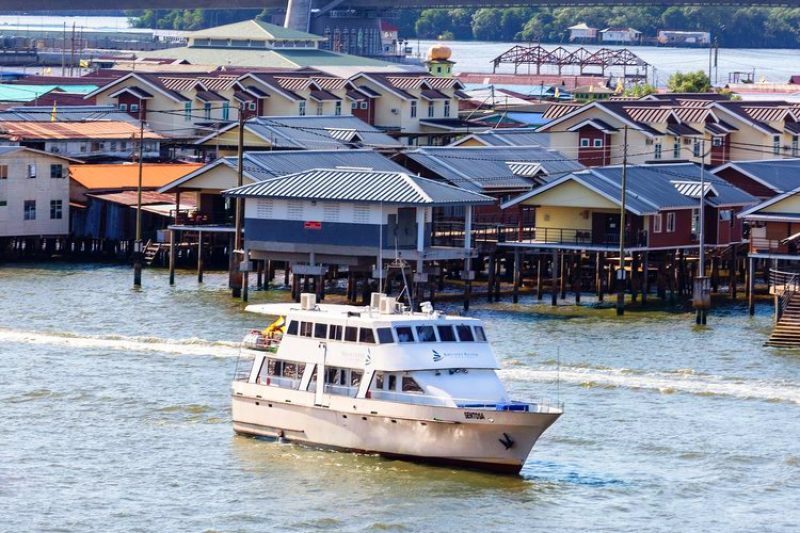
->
[304,221,322,230]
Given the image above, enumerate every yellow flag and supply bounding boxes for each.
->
[554,87,560,99]
[615,79,625,94]
[50,102,57,122]
[79,59,90,68]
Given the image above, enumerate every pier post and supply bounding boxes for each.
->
[347,271,355,303]
[487,254,496,303]
[642,252,649,305]
[596,252,604,302]
[197,230,204,283]
[631,254,639,303]
[551,250,558,306]
[494,255,502,302]
[168,230,176,286]
[242,258,249,303]
[729,245,737,300]
[536,256,543,300]
[256,260,263,290]
[512,249,521,304]
[711,253,720,293]
[559,252,566,300]
[748,256,755,316]
[573,253,582,304]
[283,262,290,287]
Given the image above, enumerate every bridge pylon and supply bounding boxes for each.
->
[284,0,313,32]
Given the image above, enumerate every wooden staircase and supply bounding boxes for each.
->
[767,271,800,347]
[143,240,163,266]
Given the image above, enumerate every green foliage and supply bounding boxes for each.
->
[126,6,800,48]
[667,71,712,93]
[624,83,658,98]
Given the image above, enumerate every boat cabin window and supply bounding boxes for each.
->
[456,324,474,342]
[300,321,313,337]
[257,358,306,384]
[359,328,376,344]
[402,376,423,393]
[374,371,384,390]
[437,325,456,342]
[344,326,358,342]
[287,320,298,336]
[395,326,414,343]
[376,327,394,344]
[314,323,327,338]
[474,326,487,342]
[329,325,343,340]
[351,370,363,387]
[388,374,397,391]
[326,367,347,386]
[416,325,436,342]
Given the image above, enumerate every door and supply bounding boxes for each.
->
[397,207,417,248]
[315,342,329,407]
[592,213,620,245]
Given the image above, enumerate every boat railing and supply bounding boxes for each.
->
[368,390,563,412]
[256,375,302,389]
[323,384,359,397]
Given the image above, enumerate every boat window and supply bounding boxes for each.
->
[416,325,436,342]
[344,326,358,342]
[256,358,269,384]
[306,366,317,390]
[388,374,397,391]
[326,367,344,385]
[286,320,298,336]
[376,327,394,344]
[395,326,414,343]
[359,328,376,344]
[282,362,305,379]
[351,370,363,387]
[436,325,456,342]
[328,325,343,340]
[373,371,384,390]
[402,376,423,393]
[300,321,313,337]
[474,326,487,342]
[314,323,327,338]
[456,325,474,342]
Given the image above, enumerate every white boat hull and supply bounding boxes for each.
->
[232,382,560,474]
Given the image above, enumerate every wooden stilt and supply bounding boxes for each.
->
[574,253,582,304]
[642,252,649,305]
[729,245,737,300]
[631,253,639,303]
[536,256,543,301]
[197,230,204,283]
[512,249,521,304]
[559,252,566,300]
[168,230,176,286]
[487,254,496,303]
[596,252,604,302]
[551,250,558,306]
[748,256,755,315]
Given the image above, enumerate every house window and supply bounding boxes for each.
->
[184,102,192,121]
[360,101,368,110]
[427,101,434,118]
[794,136,799,157]
[130,103,140,114]
[50,199,62,220]
[27,164,36,178]
[23,200,36,220]
[248,101,257,111]
[351,101,358,110]
[287,200,304,220]
[691,209,699,236]
[203,102,212,120]
[410,100,417,118]
[119,103,128,112]
[773,135,781,155]
[335,101,342,116]
[0,165,8,179]
[673,141,681,159]
[712,137,722,147]
[444,100,450,117]
[110,141,117,152]
[653,213,663,233]
[316,102,323,116]
[298,101,306,116]
[593,138,603,148]
[50,164,64,178]
[666,212,676,232]
[121,141,127,151]
[353,205,370,223]
[654,143,662,160]
[222,102,230,121]
[693,139,701,157]
[580,138,590,148]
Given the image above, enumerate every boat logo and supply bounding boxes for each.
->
[432,350,443,362]
[365,349,372,366]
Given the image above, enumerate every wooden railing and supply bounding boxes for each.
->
[432,222,647,247]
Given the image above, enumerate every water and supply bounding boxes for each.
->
[1,262,799,531]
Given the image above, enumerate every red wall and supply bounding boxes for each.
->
[713,167,777,199]
[352,100,374,125]
[577,128,610,167]
[710,136,731,166]
[648,209,694,248]
[116,93,147,119]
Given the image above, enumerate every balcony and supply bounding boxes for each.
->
[432,222,647,248]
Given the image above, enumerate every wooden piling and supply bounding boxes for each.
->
[748,256,755,315]
[595,252,604,302]
[512,249,521,304]
[168,230,176,286]
[197,231,204,283]
[642,252,649,305]
[536,256,543,301]
[487,254,496,303]
[729,245,737,300]
[551,250,558,306]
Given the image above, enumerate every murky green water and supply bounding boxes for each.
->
[1,263,799,531]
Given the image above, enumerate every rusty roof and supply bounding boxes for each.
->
[0,121,163,141]
[70,163,203,191]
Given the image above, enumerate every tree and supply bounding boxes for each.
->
[667,71,712,93]
[624,83,658,98]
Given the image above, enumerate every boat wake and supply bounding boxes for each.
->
[0,328,242,357]
[500,366,800,405]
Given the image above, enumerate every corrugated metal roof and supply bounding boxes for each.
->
[405,145,584,193]
[671,180,716,198]
[243,148,409,181]
[462,130,550,148]
[717,159,800,194]
[71,163,203,190]
[224,167,494,206]
[506,161,542,177]
[0,121,163,141]
[233,115,401,150]
[0,105,136,123]
[0,84,98,102]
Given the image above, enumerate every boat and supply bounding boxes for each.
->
[231,293,562,474]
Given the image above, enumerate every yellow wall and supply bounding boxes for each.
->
[761,193,800,214]
[523,179,619,209]
[536,206,593,231]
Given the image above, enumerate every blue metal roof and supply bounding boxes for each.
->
[718,159,800,194]
[243,149,408,181]
[224,168,495,206]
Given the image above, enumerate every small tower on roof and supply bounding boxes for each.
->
[425,45,455,78]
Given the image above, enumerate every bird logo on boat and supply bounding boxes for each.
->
[432,350,443,362]
[365,349,372,366]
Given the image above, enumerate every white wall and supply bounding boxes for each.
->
[244,199,432,224]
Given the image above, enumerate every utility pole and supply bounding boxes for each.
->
[230,103,246,297]
[694,137,710,324]
[617,125,628,316]
[133,106,145,288]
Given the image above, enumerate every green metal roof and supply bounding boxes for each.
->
[189,19,325,42]
[142,47,394,69]
[0,84,98,102]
